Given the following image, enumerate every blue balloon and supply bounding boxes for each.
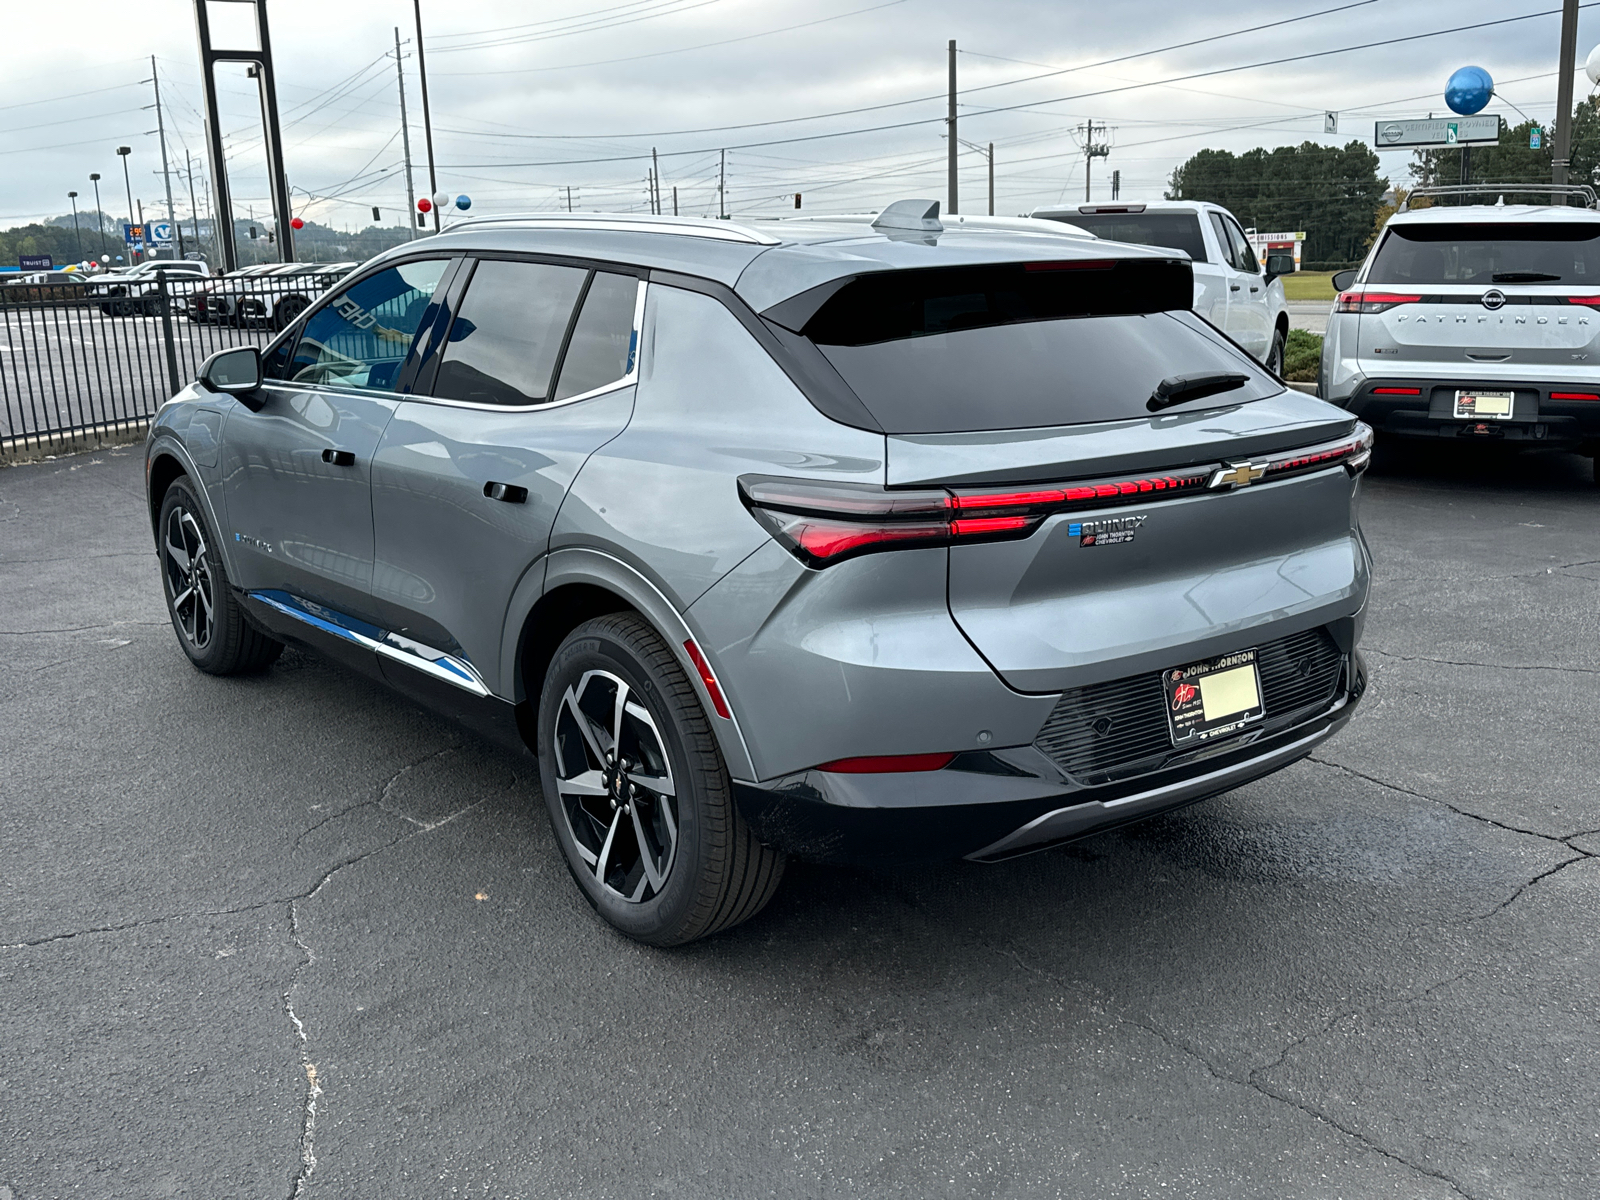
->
[1445,66,1493,116]
[454,194,472,211]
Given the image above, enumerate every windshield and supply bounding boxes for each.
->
[1368,222,1600,285]
[1041,212,1209,263]
[800,261,1277,433]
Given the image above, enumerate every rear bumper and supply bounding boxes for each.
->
[734,652,1366,866]
[1337,378,1600,448]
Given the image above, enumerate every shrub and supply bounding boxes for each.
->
[1284,329,1322,383]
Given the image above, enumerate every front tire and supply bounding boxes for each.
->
[537,614,784,945]
[157,477,283,675]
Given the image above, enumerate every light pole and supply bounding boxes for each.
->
[89,173,107,257]
[67,191,83,259]
[116,146,136,262]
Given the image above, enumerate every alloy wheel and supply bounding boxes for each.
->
[163,506,216,651]
[552,669,679,902]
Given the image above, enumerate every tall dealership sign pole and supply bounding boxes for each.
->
[1553,0,1580,191]
[414,0,440,234]
[946,40,958,216]
[193,0,295,269]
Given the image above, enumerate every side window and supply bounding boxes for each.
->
[553,272,639,401]
[288,258,448,392]
[432,260,588,406]
[1209,213,1241,270]
[1225,219,1260,273]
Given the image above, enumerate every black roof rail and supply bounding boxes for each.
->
[1399,183,1599,211]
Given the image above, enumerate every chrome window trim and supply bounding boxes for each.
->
[403,278,648,415]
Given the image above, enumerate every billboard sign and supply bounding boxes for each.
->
[122,223,144,247]
[1375,116,1499,148]
[148,221,173,245]
[19,254,52,270]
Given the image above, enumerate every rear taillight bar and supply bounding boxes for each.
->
[1335,290,1420,314]
[739,424,1372,568]
[1550,391,1600,401]
[1371,386,1421,396]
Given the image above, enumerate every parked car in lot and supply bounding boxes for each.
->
[86,258,209,315]
[1032,201,1294,374]
[146,203,1372,944]
[194,261,356,330]
[1321,184,1600,480]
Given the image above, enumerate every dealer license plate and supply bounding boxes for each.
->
[1164,648,1265,746]
[1454,389,1514,420]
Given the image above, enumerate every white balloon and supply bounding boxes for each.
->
[432,191,450,209]
[1587,43,1600,86]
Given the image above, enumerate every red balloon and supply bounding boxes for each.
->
[289,217,304,230]
[417,197,432,213]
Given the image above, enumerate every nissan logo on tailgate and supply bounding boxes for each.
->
[1481,289,1507,310]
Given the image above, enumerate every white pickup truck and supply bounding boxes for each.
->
[1031,200,1292,374]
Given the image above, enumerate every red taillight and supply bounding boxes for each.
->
[1564,296,1600,307]
[1260,423,1374,480]
[1371,387,1422,396]
[1335,290,1420,314]
[815,752,957,773]
[682,639,732,720]
[1550,391,1600,400]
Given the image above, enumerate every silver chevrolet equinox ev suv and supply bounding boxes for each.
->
[145,201,1373,945]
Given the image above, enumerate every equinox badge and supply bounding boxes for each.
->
[1209,461,1267,490]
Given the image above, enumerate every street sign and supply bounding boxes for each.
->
[1375,116,1499,148]
[1530,128,1543,150]
[1324,111,1338,134]
[122,223,144,247]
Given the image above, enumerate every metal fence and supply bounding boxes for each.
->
[0,267,350,456]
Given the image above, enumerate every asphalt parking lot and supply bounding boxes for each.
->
[1,442,1596,1200]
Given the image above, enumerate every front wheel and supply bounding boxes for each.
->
[537,614,784,945]
[1265,324,1287,377]
[158,477,284,675]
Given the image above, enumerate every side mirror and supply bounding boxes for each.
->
[1264,252,1296,282]
[1331,269,1359,293]
[197,345,263,404]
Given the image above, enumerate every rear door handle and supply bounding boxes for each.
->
[1230,284,1241,292]
[321,448,356,466]
[484,481,528,504]
[1249,285,1260,292]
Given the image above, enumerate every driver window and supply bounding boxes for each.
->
[288,258,448,392]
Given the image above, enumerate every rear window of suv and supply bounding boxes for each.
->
[1369,221,1600,285]
[1041,212,1209,263]
[796,260,1279,434]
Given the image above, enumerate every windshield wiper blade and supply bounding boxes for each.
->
[1148,371,1250,412]
[1491,271,1561,282]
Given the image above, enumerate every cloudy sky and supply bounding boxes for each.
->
[2,0,1596,234]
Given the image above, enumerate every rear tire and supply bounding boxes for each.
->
[274,294,309,332]
[157,477,284,676]
[1265,324,1287,377]
[537,614,784,946]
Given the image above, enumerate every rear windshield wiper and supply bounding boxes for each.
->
[1491,271,1561,282]
[1148,372,1250,412]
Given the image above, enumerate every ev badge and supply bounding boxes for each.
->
[1481,289,1506,310]
[1209,461,1267,490]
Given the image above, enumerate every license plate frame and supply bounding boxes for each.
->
[1163,648,1265,746]
[1453,389,1515,420]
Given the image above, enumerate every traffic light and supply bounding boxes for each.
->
[248,226,258,240]
[372,206,381,222]
[794,193,802,209]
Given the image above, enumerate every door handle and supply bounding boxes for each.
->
[321,448,356,466]
[484,481,528,504]
[1230,284,1241,292]
[1249,285,1260,292]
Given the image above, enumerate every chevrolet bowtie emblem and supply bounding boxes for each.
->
[1209,461,1267,489]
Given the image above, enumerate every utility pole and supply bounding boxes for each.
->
[947,39,958,215]
[148,56,180,259]
[1553,0,1580,195]
[566,185,573,212]
[89,173,107,257]
[1111,169,1120,200]
[67,192,83,259]
[651,147,661,214]
[719,149,726,218]
[988,142,994,215]
[413,0,440,232]
[184,152,203,260]
[393,28,418,239]
[673,186,678,216]
[1080,118,1111,202]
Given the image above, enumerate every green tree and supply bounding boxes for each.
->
[1167,140,1386,263]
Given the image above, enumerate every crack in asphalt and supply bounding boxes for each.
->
[290,743,466,848]
[0,621,165,636]
[1473,855,1592,918]
[284,899,321,1200]
[1363,647,1600,676]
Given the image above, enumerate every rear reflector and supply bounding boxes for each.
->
[1371,387,1422,396]
[815,752,957,773]
[682,640,732,720]
[1335,291,1420,314]
[1550,391,1600,400]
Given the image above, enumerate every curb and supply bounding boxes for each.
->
[1,418,151,465]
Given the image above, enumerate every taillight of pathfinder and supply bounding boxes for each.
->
[1334,290,1420,314]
